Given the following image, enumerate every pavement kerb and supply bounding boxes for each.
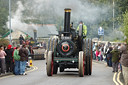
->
[0,66,35,78]
[0,72,13,77]
[92,60,106,65]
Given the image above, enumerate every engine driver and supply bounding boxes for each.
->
[77,21,87,38]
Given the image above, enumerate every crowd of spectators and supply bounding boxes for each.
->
[0,44,28,75]
[93,42,123,71]
[93,41,128,85]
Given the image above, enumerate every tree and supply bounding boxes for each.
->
[122,11,128,39]
[0,0,9,36]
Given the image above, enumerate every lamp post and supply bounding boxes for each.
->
[113,0,115,30]
[9,0,12,45]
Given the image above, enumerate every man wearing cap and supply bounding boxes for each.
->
[77,21,87,38]
[111,46,120,72]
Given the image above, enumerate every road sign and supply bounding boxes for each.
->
[98,27,104,35]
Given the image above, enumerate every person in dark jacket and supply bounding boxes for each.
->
[19,35,24,45]
[19,45,28,75]
[111,47,120,72]
[5,45,14,73]
[106,47,113,67]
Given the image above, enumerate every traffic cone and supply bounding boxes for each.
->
[29,59,33,67]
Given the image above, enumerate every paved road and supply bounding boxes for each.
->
[0,60,115,85]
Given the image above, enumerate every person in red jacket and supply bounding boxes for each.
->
[5,45,14,73]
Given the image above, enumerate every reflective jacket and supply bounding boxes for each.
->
[77,24,87,36]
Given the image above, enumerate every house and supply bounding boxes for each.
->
[4,30,26,40]
[37,24,58,38]
[4,24,58,40]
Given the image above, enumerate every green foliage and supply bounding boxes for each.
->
[122,11,128,39]
[0,0,9,36]
[0,38,9,46]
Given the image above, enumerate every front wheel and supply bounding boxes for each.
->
[47,51,54,76]
[79,51,85,77]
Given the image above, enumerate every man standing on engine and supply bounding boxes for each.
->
[77,21,87,38]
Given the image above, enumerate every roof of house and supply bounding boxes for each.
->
[37,24,58,38]
[5,30,26,39]
[4,24,58,39]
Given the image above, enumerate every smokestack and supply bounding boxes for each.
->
[33,29,37,42]
[64,8,71,36]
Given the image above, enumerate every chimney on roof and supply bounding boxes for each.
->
[33,29,37,42]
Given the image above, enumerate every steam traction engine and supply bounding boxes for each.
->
[46,8,92,77]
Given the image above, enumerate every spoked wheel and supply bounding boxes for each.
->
[47,51,54,76]
[88,39,92,75]
[79,51,85,77]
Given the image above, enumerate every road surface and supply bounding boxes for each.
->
[0,60,115,85]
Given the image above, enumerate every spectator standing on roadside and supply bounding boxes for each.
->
[96,49,100,61]
[13,45,20,75]
[0,46,6,74]
[106,46,113,67]
[19,45,28,75]
[111,47,120,72]
[93,42,96,60]
[117,44,122,72]
[100,47,104,61]
[5,45,14,73]
[119,43,128,85]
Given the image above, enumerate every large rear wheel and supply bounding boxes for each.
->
[47,51,54,76]
[82,39,88,75]
[88,39,92,75]
[79,51,85,77]
[85,39,89,75]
